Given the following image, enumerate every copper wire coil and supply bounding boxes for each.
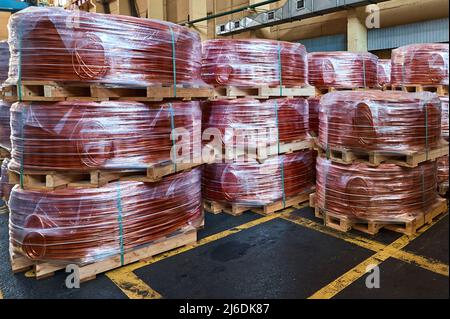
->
[437,155,449,185]
[9,168,203,264]
[9,100,201,171]
[316,156,439,222]
[201,39,308,87]
[202,98,309,152]
[0,101,11,150]
[0,159,12,202]
[318,91,442,152]
[7,7,203,86]
[202,151,315,206]
[308,51,378,89]
[377,59,391,86]
[441,96,449,141]
[0,40,9,84]
[391,43,449,86]
[308,97,320,137]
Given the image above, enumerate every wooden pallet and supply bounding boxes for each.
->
[439,182,449,197]
[212,86,316,99]
[317,141,449,168]
[8,157,204,190]
[315,87,379,96]
[0,147,10,160]
[312,197,448,236]
[10,229,198,283]
[390,84,449,96]
[0,204,8,215]
[1,81,215,102]
[203,189,314,216]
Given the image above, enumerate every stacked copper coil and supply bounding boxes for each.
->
[202,151,315,206]
[316,157,439,222]
[308,97,320,137]
[9,168,203,264]
[377,59,391,86]
[9,101,201,172]
[391,43,449,86]
[441,96,449,141]
[437,155,448,185]
[0,101,11,150]
[7,7,203,86]
[308,52,378,89]
[437,96,449,189]
[201,39,308,87]
[0,159,12,202]
[0,40,9,84]
[318,91,442,152]
[203,98,309,155]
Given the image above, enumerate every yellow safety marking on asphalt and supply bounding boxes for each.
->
[106,214,279,297]
[106,270,162,299]
[308,219,441,299]
[0,290,3,299]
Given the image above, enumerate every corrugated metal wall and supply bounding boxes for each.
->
[368,18,449,51]
[299,33,347,52]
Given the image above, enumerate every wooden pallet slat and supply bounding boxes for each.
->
[315,87,379,96]
[390,84,449,96]
[213,85,316,99]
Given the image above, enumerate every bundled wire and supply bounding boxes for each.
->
[441,96,449,141]
[437,155,448,185]
[202,151,315,206]
[201,39,308,87]
[9,168,203,264]
[318,91,442,152]
[316,156,439,222]
[0,159,12,202]
[377,59,391,86]
[308,97,320,137]
[391,43,449,86]
[0,40,9,84]
[9,101,201,171]
[308,51,378,89]
[203,98,309,155]
[0,101,11,150]
[7,7,203,87]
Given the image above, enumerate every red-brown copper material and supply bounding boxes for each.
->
[201,39,308,87]
[9,101,201,171]
[308,97,320,137]
[441,96,449,141]
[437,155,448,185]
[377,59,391,86]
[308,52,378,89]
[9,168,203,264]
[7,7,203,87]
[316,156,439,222]
[318,91,442,152]
[391,43,449,86]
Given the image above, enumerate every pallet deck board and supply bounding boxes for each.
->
[390,84,449,96]
[315,87,380,96]
[212,86,316,99]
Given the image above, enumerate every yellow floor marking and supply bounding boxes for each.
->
[106,214,278,298]
[0,290,3,299]
[308,219,441,299]
[280,211,449,277]
[106,271,162,299]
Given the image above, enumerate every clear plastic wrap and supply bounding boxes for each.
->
[203,98,309,156]
[441,96,449,141]
[201,39,308,87]
[9,100,201,171]
[377,59,391,86]
[9,168,203,264]
[202,150,315,206]
[0,158,12,202]
[391,43,449,86]
[319,91,442,152]
[7,7,204,87]
[437,155,448,185]
[0,101,11,150]
[308,97,320,137]
[316,156,439,223]
[0,40,9,84]
[308,52,378,89]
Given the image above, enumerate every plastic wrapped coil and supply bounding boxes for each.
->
[377,59,391,86]
[308,97,320,137]
[0,101,11,150]
[0,40,9,84]
[0,159,12,202]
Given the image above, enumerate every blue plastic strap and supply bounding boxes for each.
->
[168,103,177,172]
[277,43,283,96]
[424,103,429,160]
[19,105,26,189]
[115,182,125,266]
[169,26,177,98]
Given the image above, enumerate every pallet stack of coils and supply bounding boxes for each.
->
[201,39,316,213]
[0,40,11,209]
[391,43,449,197]
[5,7,205,270]
[377,59,392,89]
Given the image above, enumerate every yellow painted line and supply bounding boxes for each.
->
[280,210,449,277]
[0,290,3,299]
[106,270,162,299]
[106,214,278,298]
[308,219,441,299]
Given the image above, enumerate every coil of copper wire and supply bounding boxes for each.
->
[441,96,449,141]
[0,159,12,202]
[391,43,449,86]
[308,51,378,89]
[9,100,201,172]
[377,59,391,86]
[318,91,442,152]
[0,101,11,150]
[308,97,320,137]
[7,7,203,86]
[201,39,308,87]
[0,40,9,84]
[9,168,203,264]
[203,98,309,155]
[437,155,449,185]
[316,156,439,222]
[202,150,315,206]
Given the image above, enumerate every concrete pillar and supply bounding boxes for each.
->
[347,7,368,52]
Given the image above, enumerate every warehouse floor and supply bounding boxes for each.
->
[0,204,448,299]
